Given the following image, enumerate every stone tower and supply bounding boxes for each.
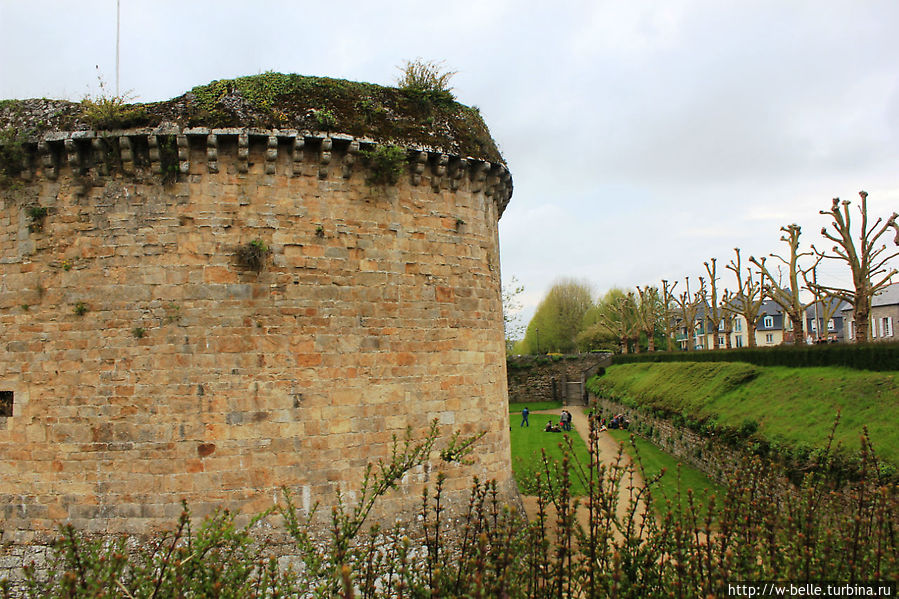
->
[0,74,515,548]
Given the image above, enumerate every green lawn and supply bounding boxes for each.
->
[509,414,591,495]
[608,429,725,520]
[509,401,563,414]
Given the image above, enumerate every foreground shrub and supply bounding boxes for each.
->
[7,418,896,598]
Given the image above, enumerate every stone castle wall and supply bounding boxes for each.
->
[0,127,516,548]
[506,354,610,405]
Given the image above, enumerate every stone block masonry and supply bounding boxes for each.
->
[0,126,516,555]
[506,354,610,405]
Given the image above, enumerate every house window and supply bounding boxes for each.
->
[763,315,774,328]
[736,335,744,348]
[0,391,12,418]
[883,317,894,337]
[734,319,742,332]
[848,320,855,340]
[810,320,817,332]
[718,335,725,346]
[827,319,835,331]
[765,333,774,344]
[871,318,878,338]
[718,320,725,331]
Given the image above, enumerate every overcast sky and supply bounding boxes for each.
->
[2,1,898,328]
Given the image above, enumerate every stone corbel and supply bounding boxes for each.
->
[265,135,278,175]
[119,136,134,174]
[343,140,359,179]
[64,139,81,175]
[411,151,427,186]
[39,141,57,180]
[177,135,189,174]
[318,137,332,179]
[148,136,162,174]
[291,136,305,177]
[471,161,490,193]
[431,154,448,191]
[206,134,218,173]
[449,158,466,190]
[237,132,249,173]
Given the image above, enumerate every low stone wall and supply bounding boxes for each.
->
[591,395,744,485]
[506,354,610,405]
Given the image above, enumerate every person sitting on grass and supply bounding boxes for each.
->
[544,421,561,433]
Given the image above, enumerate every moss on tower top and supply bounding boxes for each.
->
[0,72,505,164]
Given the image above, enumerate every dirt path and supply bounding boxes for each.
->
[518,405,647,533]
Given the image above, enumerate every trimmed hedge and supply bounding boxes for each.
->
[612,341,899,371]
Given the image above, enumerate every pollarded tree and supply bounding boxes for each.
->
[719,295,735,348]
[724,248,765,348]
[521,279,594,354]
[702,259,725,350]
[801,259,843,342]
[661,279,678,351]
[635,285,663,352]
[671,277,706,351]
[749,224,815,345]
[810,191,899,343]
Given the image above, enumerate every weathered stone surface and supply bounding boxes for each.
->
[506,354,609,405]
[0,129,516,583]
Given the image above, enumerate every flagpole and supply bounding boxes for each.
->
[116,0,120,96]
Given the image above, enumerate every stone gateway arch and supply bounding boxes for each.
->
[0,74,515,555]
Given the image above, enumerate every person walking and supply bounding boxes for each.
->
[521,406,529,427]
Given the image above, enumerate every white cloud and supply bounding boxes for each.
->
[3,1,898,324]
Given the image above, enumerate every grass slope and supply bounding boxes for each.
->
[588,362,899,466]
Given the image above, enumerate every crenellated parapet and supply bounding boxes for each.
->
[3,126,513,216]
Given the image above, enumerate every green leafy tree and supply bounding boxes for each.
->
[521,279,594,354]
[577,288,640,353]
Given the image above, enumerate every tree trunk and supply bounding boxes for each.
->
[746,322,757,348]
[620,336,629,354]
[646,332,655,352]
[790,314,805,345]
[711,324,720,350]
[854,310,869,343]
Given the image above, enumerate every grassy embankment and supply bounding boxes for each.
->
[588,361,899,470]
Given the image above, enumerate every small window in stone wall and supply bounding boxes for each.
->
[0,391,12,418]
